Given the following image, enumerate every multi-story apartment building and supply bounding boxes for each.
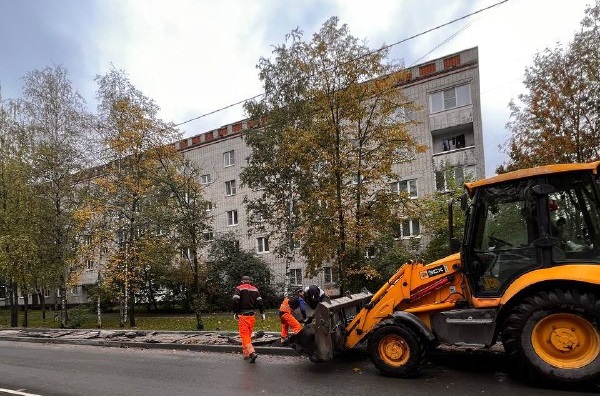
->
[175,46,484,297]
[0,46,484,307]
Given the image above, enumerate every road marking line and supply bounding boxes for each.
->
[0,389,42,396]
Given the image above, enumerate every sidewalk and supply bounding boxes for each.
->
[0,328,298,356]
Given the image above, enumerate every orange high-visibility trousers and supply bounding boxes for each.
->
[237,315,256,357]
[280,311,302,339]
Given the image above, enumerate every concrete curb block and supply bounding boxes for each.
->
[0,335,301,357]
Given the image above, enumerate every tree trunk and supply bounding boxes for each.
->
[9,282,18,327]
[22,294,29,327]
[39,292,46,321]
[119,294,125,328]
[128,290,135,327]
[60,285,67,328]
[97,295,102,328]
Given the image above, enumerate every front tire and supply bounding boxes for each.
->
[367,324,423,378]
[502,288,600,384]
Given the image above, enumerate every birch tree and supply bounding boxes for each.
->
[22,65,93,327]
[94,67,181,327]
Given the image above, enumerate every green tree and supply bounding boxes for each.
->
[243,17,425,293]
[22,65,93,327]
[0,96,42,327]
[205,233,277,311]
[156,154,212,329]
[498,1,600,172]
[94,67,181,327]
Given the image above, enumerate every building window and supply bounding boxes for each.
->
[390,179,418,198]
[442,134,466,151]
[257,237,269,253]
[204,201,213,212]
[227,210,238,226]
[225,180,236,196]
[82,235,92,245]
[181,247,191,260]
[290,269,302,285]
[0,286,6,299]
[43,289,50,298]
[203,230,214,241]
[436,166,464,192]
[429,84,471,113]
[224,150,235,167]
[200,174,211,184]
[365,246,376,258]
[400,219,421,238]
[324,266,338,284]
[70,286,78,295]
[86,259,94,271]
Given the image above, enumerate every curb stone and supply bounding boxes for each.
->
[0,328,300,357]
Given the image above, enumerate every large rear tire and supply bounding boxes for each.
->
[502,288,600,384]
[367,324,423,378]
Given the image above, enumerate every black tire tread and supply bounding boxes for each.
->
[501,288,600,385]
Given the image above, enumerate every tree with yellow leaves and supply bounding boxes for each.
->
[243,17,425,293]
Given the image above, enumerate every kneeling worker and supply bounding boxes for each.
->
[278,291,307,344]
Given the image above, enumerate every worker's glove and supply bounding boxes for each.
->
[233,313,238,320]
[261,313,266,321]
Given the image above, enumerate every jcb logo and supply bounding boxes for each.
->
[421,265,446,279]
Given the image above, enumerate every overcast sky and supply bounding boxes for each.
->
[0,0,592,176]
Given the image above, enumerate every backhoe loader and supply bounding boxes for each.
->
[289,161,600,385]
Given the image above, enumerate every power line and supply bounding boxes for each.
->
[174,0,510,129]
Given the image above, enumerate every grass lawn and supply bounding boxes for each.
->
[0,308,283,332]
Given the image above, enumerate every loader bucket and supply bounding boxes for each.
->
[288,290,372,362]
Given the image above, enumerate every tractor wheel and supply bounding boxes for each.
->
[367,324,423,378]
[502,288,600,384]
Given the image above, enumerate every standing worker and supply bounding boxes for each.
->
[278,291,306,344]
[232,275,265,363]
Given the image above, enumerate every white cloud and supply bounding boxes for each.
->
[0,0,592,175]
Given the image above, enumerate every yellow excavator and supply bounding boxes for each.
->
[290,161,600,385]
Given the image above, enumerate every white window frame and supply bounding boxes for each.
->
[400,219,421,238]
[390,179,418,198]
[435,166,464,192]
[225,180,236,196]
[429,84,471,114]
[324,266,338,284]
[224,150,235,167]
[200,174,211,185]
[290,268,302,285]
[256,237,269,253]
[203,230,214,241]
[86,259,94,271]
[227,210,238,226]
[365,246,376,258]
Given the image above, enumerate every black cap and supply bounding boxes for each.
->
[241,275,252,284]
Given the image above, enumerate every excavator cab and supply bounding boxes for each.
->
[463,165,600,297]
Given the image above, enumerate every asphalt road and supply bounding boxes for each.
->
[0,341,597,396]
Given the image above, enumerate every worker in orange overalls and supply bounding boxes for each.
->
[278,290,307,344]
[233,275,265,363]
